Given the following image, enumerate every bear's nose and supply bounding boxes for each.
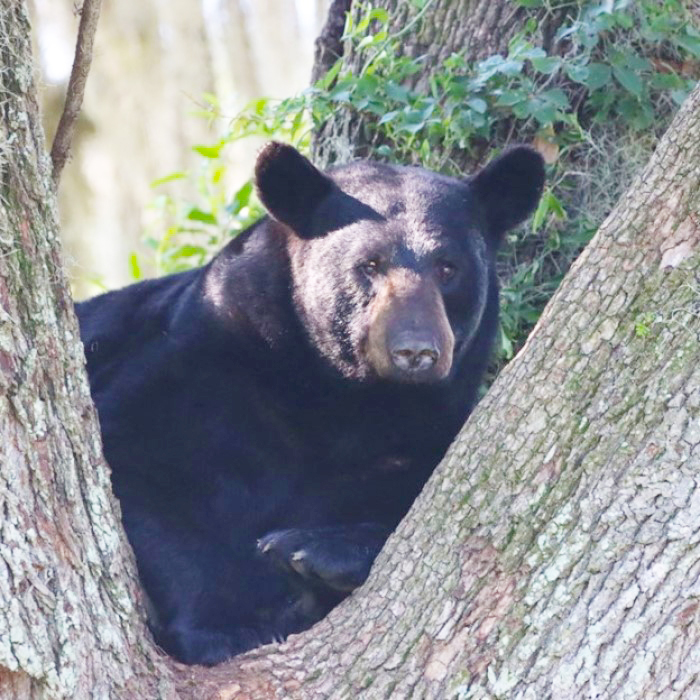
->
[390,336,440,372]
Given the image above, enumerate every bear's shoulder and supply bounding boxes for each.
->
[77,270,200,368]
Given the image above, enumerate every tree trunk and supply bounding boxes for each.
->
[0,5,177,697]
[182,78,700,700]
[3,1,700,698]
[311,0,544,168]
[31,0,325,298]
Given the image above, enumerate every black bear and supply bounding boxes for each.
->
[77,142,544,665]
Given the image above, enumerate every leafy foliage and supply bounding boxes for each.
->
[137,0,699,369]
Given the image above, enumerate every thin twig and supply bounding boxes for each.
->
[50,0,103,187]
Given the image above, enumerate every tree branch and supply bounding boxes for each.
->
[49,0,102,187]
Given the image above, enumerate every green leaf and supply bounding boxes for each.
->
[467,97,487,113]
[670,89,690,106]
[355,9,371,34]
[623,52,651,72]
[475,55,511,83]
[129,253,142,280]
[531,190,566,231]
[385,82,411,103]
[612,11,633,30]
[584,63,612,90]
[612,64,643,96]
[150,172,187,188]
[330,88,352,102]
[317,58,342,89]
[649,72,684,90]
[378,110,400,125]
[229,181,253,214]
[211,166,225,185]
[532,195,548,231]
[523,308,543,323]
[498,59,525,76]
[193,144,223,159]
[251,97,268,115]
[617,96,653,130]
[357,33,380,50]
[526,98,557,125]
[531,56,562,74]
[499,324,514,360]
[495,88,528,107]
[547,192,565,219]
[541,88,569,109]
[616,95,639,123]
[398,121,426,135]
[513,45,546,62]
[467,110,487,129]
[171,244,207,260]
[370,8,389,23]
[676,33,700,58]
[186,208,217,225]
[420,139,431,161]
[565,63,589,84]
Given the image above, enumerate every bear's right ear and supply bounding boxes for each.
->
[255,142,334,236]
[471,146,545,247]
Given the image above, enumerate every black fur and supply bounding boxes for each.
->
[77,143,544,665]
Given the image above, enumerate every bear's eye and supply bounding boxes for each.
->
[436,259,458,284]
[359,258,381,278]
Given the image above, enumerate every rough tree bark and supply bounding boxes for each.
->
[311,0,353,84]
[2,2,700,699]
[0,5,177,698]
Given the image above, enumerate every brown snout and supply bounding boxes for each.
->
[366,270,454,383]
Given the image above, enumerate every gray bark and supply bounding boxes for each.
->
[0,5,177,697]
[311,0,352,84]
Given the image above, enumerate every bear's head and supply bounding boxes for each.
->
[255,142,544,384]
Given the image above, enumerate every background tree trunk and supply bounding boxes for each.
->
[30,0,325,297]
[0,5,177,697]
[183,77,700,700]
[311,0,546,168]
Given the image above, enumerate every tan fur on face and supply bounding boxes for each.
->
[366,268,455,382]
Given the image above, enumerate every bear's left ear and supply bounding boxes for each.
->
[255,142,334,236]
[471,146,545,247]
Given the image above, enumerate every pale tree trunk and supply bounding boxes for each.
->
[182,79,700,700]
[0,5,177,697]
[3,2,700,699]
[31,0,326,298]
[30,0,219,296]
